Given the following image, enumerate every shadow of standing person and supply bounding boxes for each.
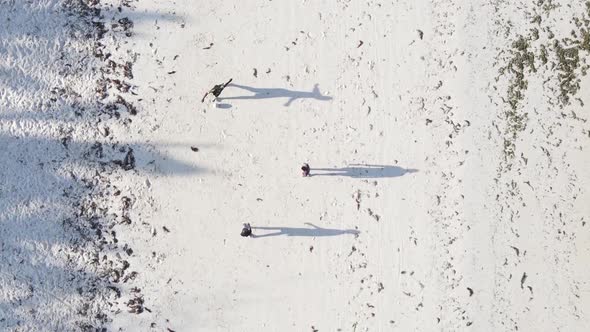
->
[220,83,332,106]
[311,164,418,178]
[251,223,359,238]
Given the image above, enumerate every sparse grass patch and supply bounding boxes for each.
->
[554,41,581,105]
[497,0,590,163]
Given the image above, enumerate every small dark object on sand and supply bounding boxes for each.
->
[241,223,252,237]
[190,146,199,152]
[301,163,310,177]
[114,148,135,171]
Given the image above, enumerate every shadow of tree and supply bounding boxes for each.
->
[311,164,419,178]
[0,1,192,330]
[219,83,332,106]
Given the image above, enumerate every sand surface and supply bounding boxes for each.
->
[1,0,590,331]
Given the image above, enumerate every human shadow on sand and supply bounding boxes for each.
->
[311,164,418,178]
[251,223,359,238]
[219,83,332,106]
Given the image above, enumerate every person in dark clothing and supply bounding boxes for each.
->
[241,223,252,237]
[301,163,310,177]
[201,78,233,102]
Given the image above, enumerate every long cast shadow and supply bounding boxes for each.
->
[251,223,359,238]
[0,2,194,330]
[219,83,332,106]
[311,164,418,178]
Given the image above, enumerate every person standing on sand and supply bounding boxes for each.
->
[201,78,233,102]
[301,163,310,177]
[241,223,252,237]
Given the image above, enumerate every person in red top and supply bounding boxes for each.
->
[301,163,310,177]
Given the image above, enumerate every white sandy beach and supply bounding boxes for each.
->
[1,0,590,331]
